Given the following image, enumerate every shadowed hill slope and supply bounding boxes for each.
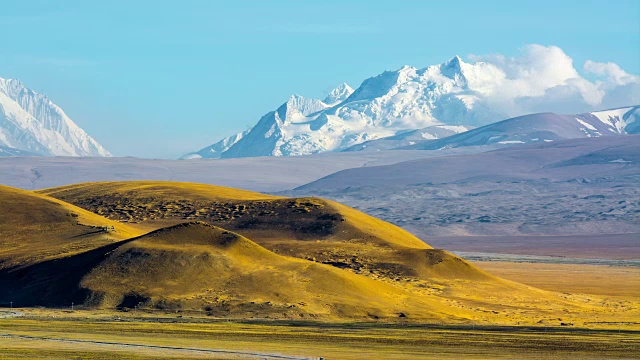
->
[0,185,142,269]
[39,181,486,282]
[0,221,473,321]
[42,182,464,277]
[2,220,627,325]
[80,222,463,319]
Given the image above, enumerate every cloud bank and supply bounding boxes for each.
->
[467,45,639,116]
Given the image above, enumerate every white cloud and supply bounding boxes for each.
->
[584,60,639,86]
[466,45,639,116]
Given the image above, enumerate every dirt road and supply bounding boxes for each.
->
[0,333,315,359]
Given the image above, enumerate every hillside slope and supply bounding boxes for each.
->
[80,222,460,319]
[299,135,640,191]
[2,220,595,324]
[0,185,142,269]
[40,181,481,282]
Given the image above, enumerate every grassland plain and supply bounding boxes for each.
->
[472,261,640,299]
[0,311,639,359]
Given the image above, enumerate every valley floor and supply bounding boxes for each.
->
[1,311,639,360]
[472,261,640,299]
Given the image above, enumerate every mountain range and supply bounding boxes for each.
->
[184,56,639,159]
[2,57,637,160]
[0,77,110,157]
[183,57,495,159]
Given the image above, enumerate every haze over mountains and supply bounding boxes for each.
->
[0,77,110,157]
[292,135,640,239]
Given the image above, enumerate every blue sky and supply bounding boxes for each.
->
[1,0,638,158]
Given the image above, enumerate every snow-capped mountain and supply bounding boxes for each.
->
[181,130,248,160]
[183,84,357,159]
[185,56,510,159]
[323,83,354,105]
[185,54,638,160]
[0,77,110,157]
[403,106,640,151]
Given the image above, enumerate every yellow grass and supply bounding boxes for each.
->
[0,181,634,329]
[0,185,142,268]
[473,261,640,299]
[36,181,490,285]
[1,313,639,359]
[39,180,280,202]
[80,221,461,321]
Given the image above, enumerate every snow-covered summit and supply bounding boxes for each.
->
[183,55,635,159]
[0,77,111,157]
[324,83,354,105]
[182,83,356,159]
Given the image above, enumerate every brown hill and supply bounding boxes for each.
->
[0,221,471,321]
[39,181,487,283]
[0,182,636,325]
[0,185,142,269]
[80,222,469,320]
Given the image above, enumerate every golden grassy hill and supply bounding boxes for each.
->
[1,220,472,321]
[0,185,142,269]
[39,181,488,283]
[1,182,637,325]
[80,222,472,320]
[2,219,620,325]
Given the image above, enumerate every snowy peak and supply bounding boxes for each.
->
[184,55,506,159]
[277,95,328,123]
[180,130,248,160]
[447,55,463,66]
[184,54,638,160]
[439,55,468,83]
[441,55,463,71]
[348,68,407,102]
[0,77,111,157]
[323,83,354,105]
